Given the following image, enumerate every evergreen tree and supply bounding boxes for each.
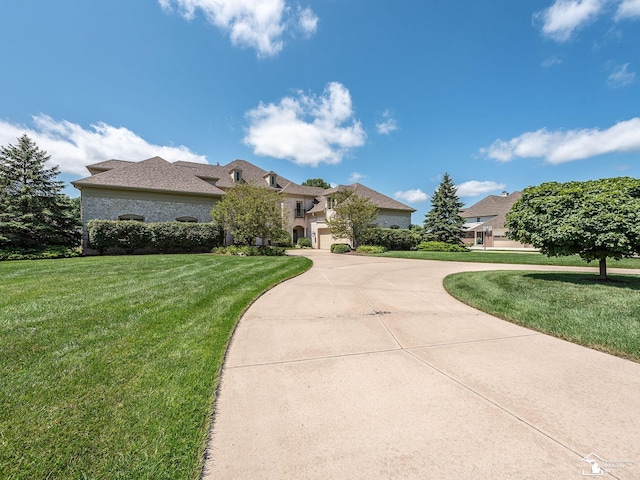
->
[423,172,465,244]
[0,134,81,248]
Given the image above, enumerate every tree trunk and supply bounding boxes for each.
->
[599,257,607,281]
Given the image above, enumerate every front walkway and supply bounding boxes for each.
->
[202,251,640,479]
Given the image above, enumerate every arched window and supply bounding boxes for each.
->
[176,216,198,223]
[118,214,144,221]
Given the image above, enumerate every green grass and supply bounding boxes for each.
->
[377,250,640,269]
[444,271,640,362]
[0,254,311,480]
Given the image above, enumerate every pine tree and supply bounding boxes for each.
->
[423,172,465,244]
[0,134,81,248]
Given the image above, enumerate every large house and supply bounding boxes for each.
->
[461,191,528,248]
[72,157,415,250]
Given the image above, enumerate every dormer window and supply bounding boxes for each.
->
[232,170,242,183]
[264,172,277,187]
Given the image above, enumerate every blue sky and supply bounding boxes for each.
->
[1,0,639,222]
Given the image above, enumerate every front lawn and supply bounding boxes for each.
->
[0,254,311,479]
[444,271,640,362]
[377,250,640,269]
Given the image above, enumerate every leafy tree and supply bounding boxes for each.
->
[0,134,81,249]
[301,178,331,189]
[326,190,378,248]
[211,182,289,246]
[423,172,465,244]
[506,177,640,280]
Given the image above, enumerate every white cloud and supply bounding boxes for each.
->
[533,0,607,42]
[376,110,398,135]
[243,82,366,166]
[456,181,507,197]
[159,0,317,57]
[542,55,563,67]
[348,172,367,183]
[0,115,206,176]
[297,6,318,37]
[608,62,636,87]
[481,117,640,164]
[616,0,640,19]
[394,189,428,203]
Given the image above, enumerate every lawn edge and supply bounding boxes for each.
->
[442,269,639,364]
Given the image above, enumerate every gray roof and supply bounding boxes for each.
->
[73,157,226,196]
[73,158,414,214]
[461,191,521,231]
[307,183,415,214]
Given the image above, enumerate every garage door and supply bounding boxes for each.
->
[317,228,334,250]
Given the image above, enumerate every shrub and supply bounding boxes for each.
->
[417,241,469,252]
[356,245,386,254]
[211,246,286,256]
[87,220,223,255]
[0,246,81,261]
[330,243,351,254]
[296,237,312,248]
[360,227,422,251]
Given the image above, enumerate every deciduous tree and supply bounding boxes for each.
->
[0,134,81,249]
[301,178,331,189]
[423,173,465,244]
[211,182,289,246]
[506,177,640,280]
[326,190,378,248]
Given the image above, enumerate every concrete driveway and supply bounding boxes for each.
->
[202,251,640,479]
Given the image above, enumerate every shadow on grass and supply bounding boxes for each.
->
[524,272,640,290]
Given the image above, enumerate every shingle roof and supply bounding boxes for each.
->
[461,192,521,231]
[73,157,226,196]
[307,183,415,213]
[86,159,134,174]
[73,158,415,215]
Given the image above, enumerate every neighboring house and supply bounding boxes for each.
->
[461,191,528,248]
[72,156,415,250]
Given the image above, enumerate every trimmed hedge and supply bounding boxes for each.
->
[211,246,286,256]
[356,245,386,254]
[361,227,422,251]
[330,243,351,254]
[416,241,469,252]
[87,220,224,254]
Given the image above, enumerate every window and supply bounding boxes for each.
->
[118,214,144,221]
[476,217,481,222]
[295,201,303,218]
[233,170,242,182]
[176,216,198,223]
[270,175,276,186]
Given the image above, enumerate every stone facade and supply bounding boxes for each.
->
[81,190,216,225]
[375,210,412,229]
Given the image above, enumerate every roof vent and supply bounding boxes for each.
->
[500,191,508,197]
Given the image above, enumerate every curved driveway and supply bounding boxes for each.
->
[203,251,640,479]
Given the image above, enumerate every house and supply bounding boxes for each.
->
[460,191,528,248]
[72,156,415,250]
